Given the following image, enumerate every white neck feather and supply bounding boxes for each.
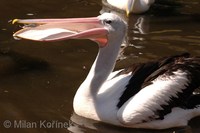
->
[73,13,126,119]
[73,34,124,119]
[77,38,122,97]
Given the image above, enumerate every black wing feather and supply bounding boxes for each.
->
[117,53,200,119]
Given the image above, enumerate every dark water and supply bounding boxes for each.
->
[0,0,200,132]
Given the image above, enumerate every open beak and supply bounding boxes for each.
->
[13,16,109,47]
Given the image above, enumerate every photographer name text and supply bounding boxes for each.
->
[3,120,69,129]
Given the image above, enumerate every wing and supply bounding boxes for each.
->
[116,53,200,125]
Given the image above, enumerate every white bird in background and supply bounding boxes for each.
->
[103,0,155,15]
[13,13,200,129]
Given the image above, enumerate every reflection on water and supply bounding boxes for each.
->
[0,0,200,132]
[68,113,200,133]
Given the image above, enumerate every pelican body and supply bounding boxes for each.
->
[13,13,200,129]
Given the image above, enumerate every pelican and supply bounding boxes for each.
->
[13,13,200,129]
[102,0,155,15]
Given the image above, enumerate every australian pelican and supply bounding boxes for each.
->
[13,13,200,129]
[102,0,155,15]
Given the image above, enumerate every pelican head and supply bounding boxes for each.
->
[126,0,155,15]
[106,0,155,16]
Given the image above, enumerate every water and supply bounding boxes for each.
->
[0,0,199,132]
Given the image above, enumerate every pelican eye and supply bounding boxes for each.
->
[104,19,112,24]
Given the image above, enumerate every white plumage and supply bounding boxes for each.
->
[105,0,155,14]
